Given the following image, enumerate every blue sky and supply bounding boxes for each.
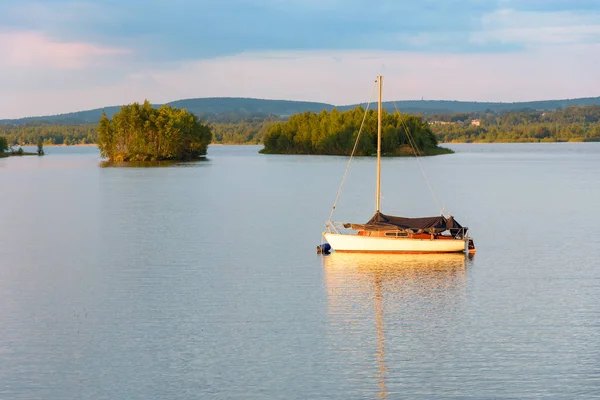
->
[1,0,599,118]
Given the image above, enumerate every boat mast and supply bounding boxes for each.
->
[376,75,383,213]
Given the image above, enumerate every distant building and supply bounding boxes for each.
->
[471,119,481,126]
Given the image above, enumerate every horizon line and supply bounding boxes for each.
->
[2,94,600,121]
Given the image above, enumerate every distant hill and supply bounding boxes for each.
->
[370,97,600,114]
[168,98,333,117]
[2,96,600,125]
[0,98,334,126]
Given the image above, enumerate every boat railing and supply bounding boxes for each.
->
[453,227,469,240]
[325,220,344,234]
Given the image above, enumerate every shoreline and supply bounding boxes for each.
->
[10,141,600,149]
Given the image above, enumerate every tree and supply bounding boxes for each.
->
[37,138,45,156]
[0,136,8,153]
[97,111,113,160]
[97,101,212,162]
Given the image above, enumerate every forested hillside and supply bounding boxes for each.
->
[2,104,600,147]
[3,96,600,126]
[0,98,332,125]
[430,105,600,142]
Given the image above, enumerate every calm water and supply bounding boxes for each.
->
[1,143,599,399]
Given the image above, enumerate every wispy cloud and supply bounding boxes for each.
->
[0,31,130,69]
[471,8,600,46]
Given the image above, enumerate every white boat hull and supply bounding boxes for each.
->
[324,233,466,253]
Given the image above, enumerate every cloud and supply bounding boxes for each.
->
[471,8,600,46]
[0,31,130,69]
[0,0,501,61]
[0,0,599,118]
[2,1,597,63]
[2,45,599,118]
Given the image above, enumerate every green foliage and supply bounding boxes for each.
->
[4,104,599,148]
[0,141,37,157]
[97,100,212,162]
[260,107,444,156]
[0,124,97,146]
[0,136,7,153]
[0,119,272,147]
[37,138,45,156]
[430,105,600,143]
[211,116,277,143]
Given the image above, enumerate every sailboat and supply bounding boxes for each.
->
[322,76,475,254]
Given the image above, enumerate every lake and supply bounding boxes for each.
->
[1,143,599,399]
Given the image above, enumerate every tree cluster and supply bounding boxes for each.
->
[261,107,444,156]
[97,100,212,162]
[0,136,8,154]
[0,124,97,146]
[430,105,600,143]
[0,120,270,146]
[211,116,278,144]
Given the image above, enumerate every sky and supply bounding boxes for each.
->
[1,0,599,118]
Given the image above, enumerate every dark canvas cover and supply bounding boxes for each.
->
[348,211,465,235]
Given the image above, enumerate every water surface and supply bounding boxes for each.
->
[1,143,599,399]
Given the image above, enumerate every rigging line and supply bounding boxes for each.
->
[328,80,378,222]
[405,117,447,214]
[403,118,423,157]
[402,117,445,214]
[392,102,447,215]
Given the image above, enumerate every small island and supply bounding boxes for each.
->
[260,107,452,156]
[98,100,212,162]
[0,136,44,158]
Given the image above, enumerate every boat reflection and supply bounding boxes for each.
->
[322,253,468,399]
